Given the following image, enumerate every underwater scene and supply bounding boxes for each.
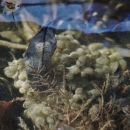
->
[1,0,130,130]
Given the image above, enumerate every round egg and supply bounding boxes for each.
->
[67,65,80,75]
[42,106,52,116]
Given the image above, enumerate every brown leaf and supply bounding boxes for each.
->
[0,98,25,130]
[0,101,13,129]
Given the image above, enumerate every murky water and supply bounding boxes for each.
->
[0,0,130,130]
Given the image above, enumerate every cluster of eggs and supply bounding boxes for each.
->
[52,31,128,80]
[23,98,62,129]
[4,58,30,94]
[23,87,88,129]
[4,58,88,129]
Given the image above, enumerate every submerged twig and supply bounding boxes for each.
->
[0,40,27,50]
[18,117,30,130]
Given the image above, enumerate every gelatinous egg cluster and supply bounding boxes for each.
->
[52,31,128,80]
[23,87,88,129]
[4,58,29,94]
[4,58,89,129]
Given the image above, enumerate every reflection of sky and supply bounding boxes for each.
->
[1,1,130,34]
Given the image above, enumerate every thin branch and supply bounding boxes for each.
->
[0,40,27,50]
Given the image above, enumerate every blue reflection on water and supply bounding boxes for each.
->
[1,1,130,34]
